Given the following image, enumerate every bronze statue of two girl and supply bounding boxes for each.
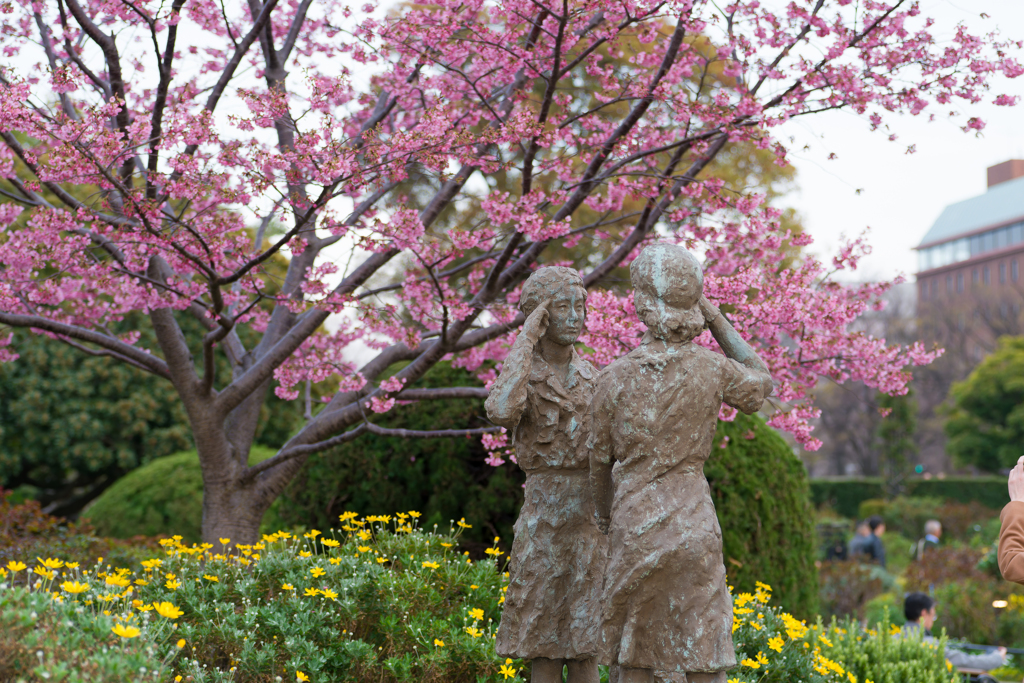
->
[485,243,774,683]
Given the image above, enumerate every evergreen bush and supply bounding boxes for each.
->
[810,477,1008,519]
[80,447,283,544]
[705,412,819,617]
[278,363,525,553]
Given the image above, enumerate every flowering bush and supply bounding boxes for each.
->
[0,515,963,683]
[1,513,519,682]
[730,583,957,683]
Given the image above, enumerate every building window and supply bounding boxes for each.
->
[931,280,937,298]
[1014,259,1020,282]
[984,265,991,284]
[957,272,964,293]
[1001,262,1007,284]
[973,268,979,285]
[946,274,953,292]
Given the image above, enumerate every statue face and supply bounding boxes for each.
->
[543,286,586,346]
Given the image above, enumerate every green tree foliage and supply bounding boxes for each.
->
[877,389,917,497]
[0,310,308,516]
[80,447,283,544]
[0,327,191,516]
[945,336,1024,472]
[706,412,819,617]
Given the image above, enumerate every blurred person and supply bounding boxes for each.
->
[848,519,871,559]
[999,455,1024,582]
[914,520,942,561]
[864,515,887,568]
[901,592,1007,671]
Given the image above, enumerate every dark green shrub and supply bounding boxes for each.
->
[810,477,1008,518]
[80,447,283,544]
[705,412,819,617]
[278,363,525,554]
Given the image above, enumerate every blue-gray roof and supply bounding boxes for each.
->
[918,174,1024,247]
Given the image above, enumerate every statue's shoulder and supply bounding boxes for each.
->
[595,351,639,380]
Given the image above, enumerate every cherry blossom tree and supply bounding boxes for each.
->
[0,0,1019,543]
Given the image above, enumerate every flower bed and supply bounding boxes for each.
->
[0,513,960,683]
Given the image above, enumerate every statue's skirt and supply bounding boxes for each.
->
[495,467,607,660]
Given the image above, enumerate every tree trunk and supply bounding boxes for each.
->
[201,477,266,546]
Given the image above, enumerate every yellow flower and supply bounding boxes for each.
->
[321,539,340,548]
[357,530,372,541]
[434,639,445,647]
[470,584,478,589]
[469,608,485,621]
[422,561,439,569]
[203,574,219,582]
[61,580,89,594]
[304,587,320,597]
[177,639,186,648]
[154,602,183,619]
[768,636,785,653]
[65,562,79,569]
[756,652,769,667]
[33,567,56,580]
[329,557,342,565]
[112,624,141,638]
[282,583,295,591]
[357,546,371,553]
[466,627,482,638]
[219,537,231,546]
[0,568,6,580]
[848,673,857,683]
[749,621,762,631]
[889,623,901,635]
[299,551,312,558]
[441,542,453,548]
[322,589,338,600]
[165,579,181,590]
[409,511,421,518]
[456,518,471,529]
[105,575,130,588]
[819,635,833,648]
[485,548,504,557]
[741,659,760,669]
[499,659,518,679]
[37,557,64,569]
[134,579,149,586]
[304,530,321,539]
[376,557,388,564]
[297,672,310,682]
[339,511,358,521]
[310,567,326,578]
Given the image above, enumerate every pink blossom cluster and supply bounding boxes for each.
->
[0,0,1017,473]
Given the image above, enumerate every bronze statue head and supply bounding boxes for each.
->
[519,266,587,346]
[630,243,705,343]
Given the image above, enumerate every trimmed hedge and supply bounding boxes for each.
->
[80,446,285,543]
[810,477,1008,518]
[706,412,818,617]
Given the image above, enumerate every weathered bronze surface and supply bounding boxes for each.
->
[588,243,774,683]
[486,266,606,683]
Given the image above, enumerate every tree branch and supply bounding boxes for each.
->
[0,313,170,379]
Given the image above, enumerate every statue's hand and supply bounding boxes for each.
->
[698,295,720,325]
[521,299,551,344]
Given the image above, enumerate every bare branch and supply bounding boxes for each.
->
[0,312,170,379]
[398,387,489,401]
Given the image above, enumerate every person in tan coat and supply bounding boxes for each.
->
[998,455,1024,583]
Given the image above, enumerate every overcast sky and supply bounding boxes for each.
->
[776,0,1024,285]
